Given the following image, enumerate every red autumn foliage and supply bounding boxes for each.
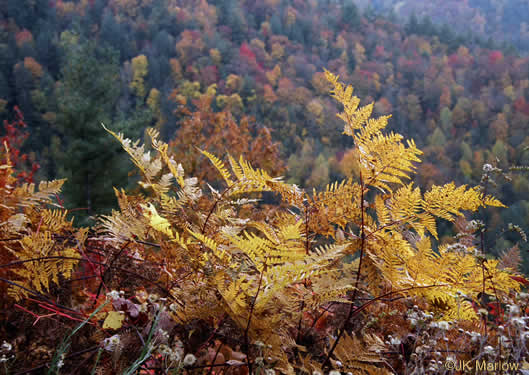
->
[239,43,263,71]
[1,106,39,184]
[374,44,386,59]
[14,29,33,48]
[488,50,504,65]
[514,97,529,116]
[447,53,460,67]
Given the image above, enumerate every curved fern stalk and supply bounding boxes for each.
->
[323,171,366,370]
[243,269,264,375]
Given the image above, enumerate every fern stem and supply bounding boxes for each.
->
[323,172,366,370]
[481,261,504,358]
[479,173,488,336]
[201,184,235,234]
[296,203,312,344]
[244,269,264,375]
[481,259,488,337]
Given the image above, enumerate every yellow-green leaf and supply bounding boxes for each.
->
[103,311,124,330]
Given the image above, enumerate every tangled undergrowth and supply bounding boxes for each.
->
[1,71,528,374]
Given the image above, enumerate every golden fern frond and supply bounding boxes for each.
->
[200,149,234,186]
[227,154,243,180]
[217,276,251,326]
[255,262,324,310]
[499,245,522,271]
[466,259,521,295]
[268,180,305,206]
[417,212,438,239]
[444,254,476,285]
[482,194,506,208]
[228,231,273,272]
[309,243,348,267]
[230,155,276,193]
[103,124,162,183]
[247,220,305,263]
[324,70,361,131]
[374,195,391,227]
[422,183,505,222]
[359,135,422,190]
[250,221,281,245]
[326,70,423,190]
[147,128,186,189]
[306,281,355,309]
[8,231,80,300]
[390,183,422,220]
[112,188,145,219]
[188,229,231,263]
[311,179,361,231]
[141,203,190,250]
[423,183,481,220]
[347,102,376,135]
[278,220,303,242]
[40,209,72,233]
[448,299,479,321]
[16,179,66,207]
[358,115,393,141]
[406,237,437,281]
[332,333,390,374]
[160,191,185,212]
[99,209,148,243]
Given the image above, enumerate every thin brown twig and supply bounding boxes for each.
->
[206,341,223,375]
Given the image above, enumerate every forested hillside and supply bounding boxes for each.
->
[2,0,529,263]
[2,2,529,373]
[363,0,529,51]
[0,1,529,244]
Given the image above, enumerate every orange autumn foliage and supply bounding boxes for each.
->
[168,94,285,184]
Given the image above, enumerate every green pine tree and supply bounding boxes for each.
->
[55,37,140,224]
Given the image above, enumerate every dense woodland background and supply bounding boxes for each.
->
[2,0,529,270]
